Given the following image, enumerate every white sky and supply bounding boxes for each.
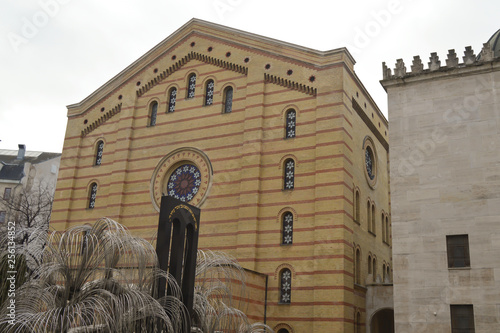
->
[0,0,498,153]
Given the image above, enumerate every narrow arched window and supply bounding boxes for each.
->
[187,73,196,98]
[283,159,295,190]
[285,109,296,139]
[88,183,97,209]
[354,188,360,223]
[149,101,158,126]
[355,311,361,333]
[368,255,372,277]
[204,79,214,106]
[281,212,293,245]
[371,203,376,235]
[279,268,292,304]
[383,263,387,282]
[386,265,391,281]
[168,88,177,112]
[367,200,371,232]
[355,248,361,284]
[381,213,386,241]
[95,140,104,166]
[222,86,233,113]
[372,257,377,282]
[385,216,390,244]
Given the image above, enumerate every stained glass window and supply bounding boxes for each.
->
[279,268,291,304]
[187,73,196,98]
[168,88,177,113]
[205,80,214,106]
[95,140,104,166]
[149,101,158,126]
[283,159,295,190]
[365,146,375,180]
[166,164,201,203]
[223,86,233,113]
[285,109,296,139]
[88,183,97,209]
[282,212,293,245]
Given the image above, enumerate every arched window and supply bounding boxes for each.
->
[278,329,290,333]
[283,159,295,190]
[222,86,233,113]
[187,73,196,98]
[383,263,387,282]
[281,212,293,245]
[204,79,214,106]
[386,265,391,281]
[385,216,390,244]
[382,213,386,241]
[168,87,177,113]
[368,255,372,278]
[367,200,372,232]
[372,257,377,282]
[88,183,98,209]
[354,188,360,223]
[355,248,361,284]
[149,101,158,126]
[355,311,361,333]
[279,268,292,304]
[95,140,104,166]
[285,109,296,139]
[371,203,376,235]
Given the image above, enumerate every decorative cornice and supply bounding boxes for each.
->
[352,99,388,152]
[136,51,248,97]
[81,103,122,137]
[264,73,317,96]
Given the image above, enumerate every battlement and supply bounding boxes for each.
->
[382,43,499,80]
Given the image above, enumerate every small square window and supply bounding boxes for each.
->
[447,235,470,268]
[450,304,475,333]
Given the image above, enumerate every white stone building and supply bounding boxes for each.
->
[381,29,500,332]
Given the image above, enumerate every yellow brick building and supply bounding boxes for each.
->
[51,19,391,332]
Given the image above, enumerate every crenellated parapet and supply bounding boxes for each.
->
[382,43,499,80]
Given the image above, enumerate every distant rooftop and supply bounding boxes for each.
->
[0,149,45,158]
[0,148,61,167]
[0,147,61,181]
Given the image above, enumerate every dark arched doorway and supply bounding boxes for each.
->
[370,308,394,333]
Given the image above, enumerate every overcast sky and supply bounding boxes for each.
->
[0,0,498,153]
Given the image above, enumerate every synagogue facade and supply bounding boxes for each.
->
[51,19,391,332]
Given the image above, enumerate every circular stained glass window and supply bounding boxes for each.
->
[166,164,201,202]
[365,146,375,180]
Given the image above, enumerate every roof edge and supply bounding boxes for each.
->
[67,18,355,112]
